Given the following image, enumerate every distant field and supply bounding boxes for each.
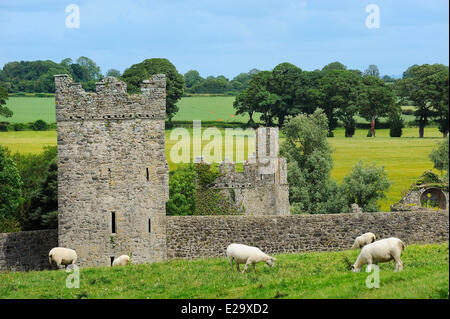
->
[3,96,249,124]
[2,97,56,123]
[3,96,418,125]
[173,96,257,122]
[0,243,447,299]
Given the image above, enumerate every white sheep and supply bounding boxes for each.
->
[49,247,77,269]
[352,237,405,272]
[351,232,377,249]
[112,255,130,267]
[226,243,276,273]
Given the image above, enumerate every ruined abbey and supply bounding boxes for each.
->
[0,75,447,271]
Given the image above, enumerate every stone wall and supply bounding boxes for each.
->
[1,210,448,271]
[0,230,58,271]
[55,75,168,267]
[166,210,449,259]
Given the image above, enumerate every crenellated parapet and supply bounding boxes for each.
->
[205,127,290,215]
[54,74,166,122]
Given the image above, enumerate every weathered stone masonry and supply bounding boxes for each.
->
[0,230,57,271]
[166,210,449,259]
[55,74,168,267]
[0,210,448,270]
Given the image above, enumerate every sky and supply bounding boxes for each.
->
[0,0,448,79]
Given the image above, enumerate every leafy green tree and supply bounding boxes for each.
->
[233,71,275,127]
[388,108,405,137]
[32,120,48,131]
[382,75,395,83]
[0,146,23,221]
[359,76,396,137]
[76,56,102,81]
[106,69,121,78]
[166,164,196,216]
[429,137,449,178]
[430,70,449,137]
[190,75,231,94]
[269,63,303,127]
[280,109,347,214]
[318,69,362,137]
[340,161,391,212]
[364,65,380,78]
[28,161,58,229]
[321,61,347,73]
[10,146,57,230]
[121,58,185,122]
[0,86,12,118]
[183,70,203,89]
[396,64,449,138]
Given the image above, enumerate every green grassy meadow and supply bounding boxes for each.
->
[0,243,447,299]
[2,97,56,123]
[0,96,445,211]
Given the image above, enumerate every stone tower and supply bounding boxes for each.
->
[55,74,168,267]
[214,127,290,215]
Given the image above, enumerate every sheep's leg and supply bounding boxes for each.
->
[236,263,240,272]
[392,253,403,272]
[252,264,256,272]
[242,261,251,273]
[228,256,234,270]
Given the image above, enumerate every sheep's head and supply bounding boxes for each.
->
[352,264,362,272]
[266,257,276,267]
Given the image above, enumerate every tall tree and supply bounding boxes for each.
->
[318,69,362,137]
[359,76,396,137]
[121,58,185,123]
[233,71,275,127]
[183,70,203,89]
[280,109,347,214]
[0,146,23,221]
[76,56,102,81]
[106,69,121,78]
[396,64,449,138]
[269,62,303,127]
[364,65,380,78]
[0,86,12,118]
[321,61,347,73]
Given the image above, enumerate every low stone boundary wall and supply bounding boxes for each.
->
[0,229,58,271]
[166,210,449,259]
[1,210,448,271]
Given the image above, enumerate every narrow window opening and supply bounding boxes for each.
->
[111,212,116,233]
[146,168,149,181]
[148,218,151,233]
[110,257,114,266]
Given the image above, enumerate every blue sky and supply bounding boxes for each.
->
[0,0,448,79]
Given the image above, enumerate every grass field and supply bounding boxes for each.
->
[3,96,418,124]
[2,97,56,123]
[0,127,443,211]
[0,243,447,299]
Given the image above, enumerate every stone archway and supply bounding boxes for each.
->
[420,188,447,210]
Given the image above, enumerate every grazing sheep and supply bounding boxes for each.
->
[352,237,405,272]
[112,255,130,267]
[49,247,77,269]
[351,232,377,249]
[226,243,276,273]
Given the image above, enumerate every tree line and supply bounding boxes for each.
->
[233,62,449,138]
[0,57,448,137]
